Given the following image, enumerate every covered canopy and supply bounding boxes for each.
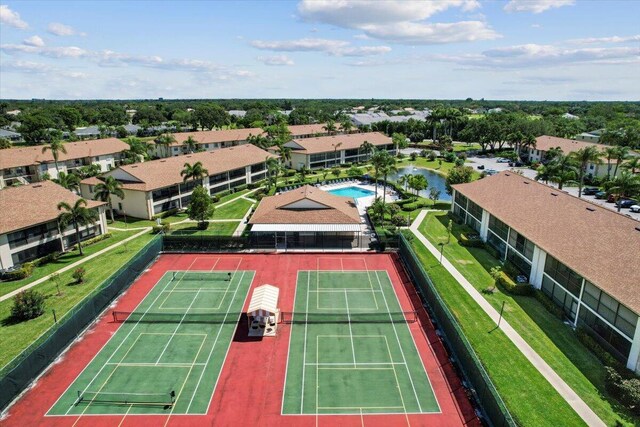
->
[247,284,279,318]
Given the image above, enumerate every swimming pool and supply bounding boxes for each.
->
[328,186,376,199]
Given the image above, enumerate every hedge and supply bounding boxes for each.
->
[1,262,34,281]
[576,328,625,371]
[495,272,534,296]
[604,367,640,415]
[71,232,112,251]
[533,290,564,319]
[152,221,171,234]
[152,208,180,220]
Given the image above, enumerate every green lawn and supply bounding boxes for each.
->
[213,198,253,220]
[0,232,157,371]
[452,142,482,152]
[109,212,188,229]
[217,188,252,204]
[171,221,240,236]
[0,230,140,298]
[417,211,636,426]
[404,231,585,426]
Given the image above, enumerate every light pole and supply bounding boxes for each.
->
[439,242,445,264]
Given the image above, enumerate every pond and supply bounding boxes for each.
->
[388,166,451,201]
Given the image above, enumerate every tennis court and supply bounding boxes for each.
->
[47,267,253,417]
[282,265,440,415]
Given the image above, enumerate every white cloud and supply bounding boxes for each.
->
[47,22,86,36]
[0,5,28,29]
[504,0,575,14]
[568,35,640,44]
[257,55,295,66]
[251,38,390,56]
[296,0,498,44]
[1,60,88,78]
[1,43,88,58]
[23,35,45,47]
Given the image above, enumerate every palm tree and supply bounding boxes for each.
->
[370,149,387,196]
[370,197,390,227]
[408,174,428,200]
[612,146,630,178]
[609,171,640,212]
[57,199,98,256]
[397,174,409,192]
[571,146,602,197]
[379,153,398,205]
[94,176,125,223]
[53,172,80,193]
[180,161,209,183]
[266,157,280,190]
[331,142,342,167]
[622,157,640,174]
[154,133,176,157]
[278,145,292,166]
[547,153,578,190]
[323,120,337,135]
[340,119,354,134]
[360,140,374,160]
[604,146,617,180]
[183,136,198,153]
[42,137,67,176]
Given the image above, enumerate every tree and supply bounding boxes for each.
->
[187,186,214,227]
[571,146,602,197]
[17,112,56,145]
[11,289,45,321]
[323,120,337,135]
[193,104,229,130]
[331,167,341,178]
[341,119,354,134]
[445,166,474,195]
[0,137,11,149]
[609,171,640,212]
[180,161,209,183]
[622,157,640,174]
[53,172,80,192]
[379,151,398,205]
[278,146,292,165]
[360,140,374,159]
[266,157,280,190]
[370,149,387,195]
[612,145,630,178]
[183,136,198,153]
[331,142,342,166]
[428,187,441,205]
[347,164,363,177]
[57,199,98,256]
[391,133,408,157]
[408,174,427,199]
[41,136,67,176]
[547,155,578,190]
[604,146,617,181]
[154,133,176,157]
[370,197,390,227]
[94,176,125,222]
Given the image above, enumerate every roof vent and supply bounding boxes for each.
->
[131,165,138,168]
[586,207,595,212]
[551,193,558,196]
[504,173,510,176]
[523,181,530,185]
[636,227,640,232]
[32,184,42,188]
[160,160,166,163]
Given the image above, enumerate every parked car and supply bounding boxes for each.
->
[630,205,640,213]
[496,157,510,163]
[477,165,485,170]
[582,187,600,195]
[607,194,620,203]
[508,161,524,167]
[595,191,608,199]
[616,199,638,209]
[485,169,499,176]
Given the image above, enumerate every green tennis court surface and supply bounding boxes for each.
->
[47,270,253,416]
[282,270,439,415]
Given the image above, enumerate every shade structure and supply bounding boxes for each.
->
[250,223,362,232]
[247,284,279,318]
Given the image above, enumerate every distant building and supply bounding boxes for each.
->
[277,132,394,170]
[0,138,129,188]
[80,144,275,219]
[562,113,580,120]
[575,129,605,143]
[0,181,107,270]
[228,110,247,118]
[452,172,640,372]
[0,129,22,142]
[349,110,430,127]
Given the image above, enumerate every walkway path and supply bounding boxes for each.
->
[409,210,605,427]
[0,228,151,303]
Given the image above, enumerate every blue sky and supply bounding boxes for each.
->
[1,0,638,100]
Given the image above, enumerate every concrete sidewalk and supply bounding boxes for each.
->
[0,228,151,303]
[409,210,605,427]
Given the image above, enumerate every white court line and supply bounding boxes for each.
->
[310,289,382,293]
[344,289,357,366]
[155,289,201,365]
[300,270,311,413]
[185,269,246,413]
[371,268,422,415]
[209,257,220,272]
[106,362,207,367]
[63,271,177,416]
[280,270,302,416]
[306,362,406,366]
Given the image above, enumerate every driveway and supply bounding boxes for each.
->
[466,156,537,180]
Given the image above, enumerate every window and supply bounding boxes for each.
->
[544,255,582,297]
[487,232,507,258]
[488,215,509,241]
[251,163,265,173]
[579,309,632,360]
[454,191,467,209]
[467,200,482,221]
[506,248,532,277]
[582,280,637,339]
[508,230,534,260]
[541,276,577,320]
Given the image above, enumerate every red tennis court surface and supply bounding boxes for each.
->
[3,253,482,427]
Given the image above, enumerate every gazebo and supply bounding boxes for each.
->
[247,284,280,337]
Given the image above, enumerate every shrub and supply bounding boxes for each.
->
[1,262,35,281]
[605,367,640,414]
[153,208,180,219]
[409,152,417,161]
[444,152,457,163]
[391,214,408,227]
[533,290,564,319]
[235,184,248,192]
[33,251,61,267]
[210,195,220,203]
[197,221,209,230]
[72,267,86,284]
[576,328,624,370]
[495,271,534,296]
[72,233,112,251]
[459,232,484,247]
[216,189,231,198]
[151,221,171,234]
[286,169,296,177]
[11,290,45,320]
[428,151,437,161]
[454,158,465,167]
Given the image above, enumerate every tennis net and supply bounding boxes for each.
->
[111,311,237,324]
[280,311,417,324]
[75,390,175,407]
[171,271,232,282]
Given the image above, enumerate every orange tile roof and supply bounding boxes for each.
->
[453,172,640,314]
[249,185,361,225]
[288,132,391,155]
[0,181,105,234]
[159,124,336,148]
[0,138,129,170]
[110,144,276,192]
[534,135,605,154]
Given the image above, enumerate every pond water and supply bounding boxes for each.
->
[388,166,451,201]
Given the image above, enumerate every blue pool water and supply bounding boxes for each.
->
[329,186,375,199]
